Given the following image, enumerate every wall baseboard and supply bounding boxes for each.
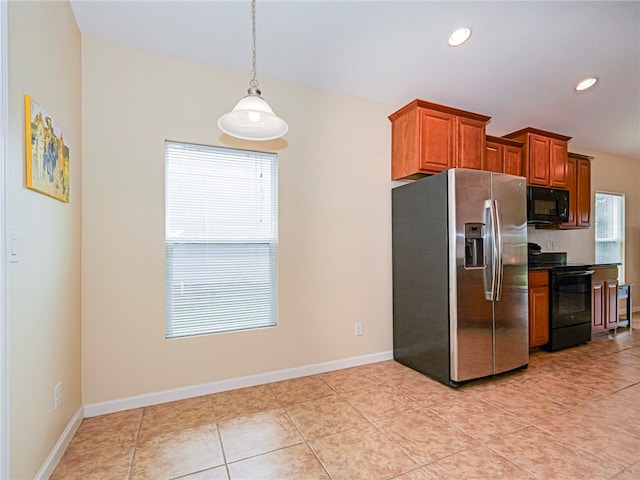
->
[84,350,393,418]
[35,407,83,480]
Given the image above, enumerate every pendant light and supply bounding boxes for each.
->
[218,0,288,141]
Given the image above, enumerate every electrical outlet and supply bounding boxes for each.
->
[355,322,363,336]
[54,382,62,410]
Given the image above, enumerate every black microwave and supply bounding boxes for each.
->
[527,186,569,224]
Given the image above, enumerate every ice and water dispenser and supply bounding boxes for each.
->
[464,223,486,268]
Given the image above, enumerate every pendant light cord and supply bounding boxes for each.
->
[250,0,258,90]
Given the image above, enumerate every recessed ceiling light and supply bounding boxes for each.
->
[448,27,472,47]
[575,77,598,91]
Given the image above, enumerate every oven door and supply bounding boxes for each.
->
[551,270,594,328]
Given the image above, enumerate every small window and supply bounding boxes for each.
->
[165,141,278,338]
[595,192,625,281]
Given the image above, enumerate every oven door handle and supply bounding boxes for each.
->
[554,270,595,277]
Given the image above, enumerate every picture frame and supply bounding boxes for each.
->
[24,95,70,202]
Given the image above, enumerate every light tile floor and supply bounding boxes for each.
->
[53,320,640,480]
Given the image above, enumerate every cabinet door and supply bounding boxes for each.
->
[592,280,604,332]
[604,280,619,330]
[529,286,549,347]
[576,158,591,227]
[456,117,485,170]
[503,145,524,177]
[484,141,503,173]
[419,109,456,173]
[550,139,568,187]
[562,156,577,227]
[528,134,550,186]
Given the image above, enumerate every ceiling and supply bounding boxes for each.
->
[69,1,640,159]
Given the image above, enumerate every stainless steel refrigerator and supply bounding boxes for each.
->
[392,168,529,386]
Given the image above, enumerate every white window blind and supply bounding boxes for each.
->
[165,141,277,338]
[595,192,624,281]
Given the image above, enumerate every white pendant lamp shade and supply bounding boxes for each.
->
[218,0,288,141]
[218,86,288,141]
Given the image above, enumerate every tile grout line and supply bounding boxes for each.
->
[213,419,231,480]
[282,406,335,480]
[126,408,146,479]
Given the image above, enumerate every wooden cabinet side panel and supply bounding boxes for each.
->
[390,108,419,180]
[592,281,604,332]
[420,109,456,173]
[550,139,568,187]
[503,145,524,177]
[456,117,486,170]
[577,158,591,227]
[605,280,619,329]
[528,135,550,186]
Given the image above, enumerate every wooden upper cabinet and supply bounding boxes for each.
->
[560,152,592,229]
[389,99,491,180]
[485,140,501,173]
[550,139,568,187]
[529,134,550,185]
[503,127,571,187]
[561,155,577,227]
[457,116,486,170]
[484,136,524,177]
[419,108,456,173]
[576,155,591,227]
[504,144,525,177]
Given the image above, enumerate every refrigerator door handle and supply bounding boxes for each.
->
[493,199,504,301]
[484,200,495,301]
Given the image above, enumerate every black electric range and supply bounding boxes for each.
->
[529,252,594,351]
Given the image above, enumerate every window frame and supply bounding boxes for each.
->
[594,191,625,282]
[164,141,278,338]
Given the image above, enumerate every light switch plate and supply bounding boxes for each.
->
[9,231,19,263]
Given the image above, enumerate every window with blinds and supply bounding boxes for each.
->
[165,141,278,338]
[595,192,625,281]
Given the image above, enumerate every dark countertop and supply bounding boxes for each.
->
[528,265,553,271]
[528,262,621,272]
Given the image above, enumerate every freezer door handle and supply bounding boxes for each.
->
[493,199,504,301]
[484,200,496,301]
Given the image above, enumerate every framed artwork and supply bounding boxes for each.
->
[24,95,70,202]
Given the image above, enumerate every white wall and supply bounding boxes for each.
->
[81,37,395,405]
[8,1,82,478]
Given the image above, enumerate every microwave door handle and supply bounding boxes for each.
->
[558,195,569,220]
[492,199,504,301]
